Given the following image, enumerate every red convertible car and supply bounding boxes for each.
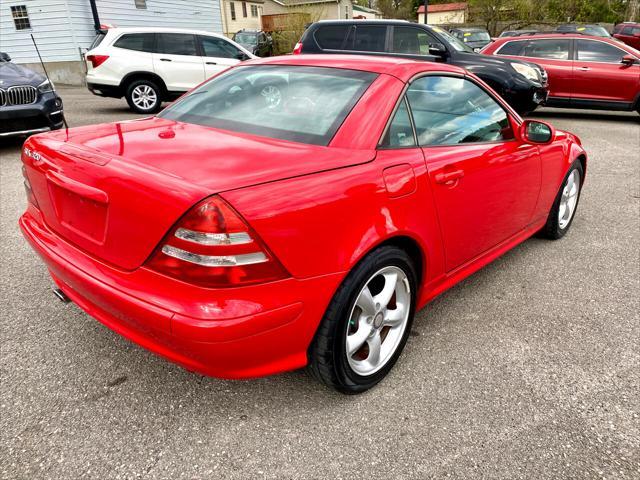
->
[20,55,587,393]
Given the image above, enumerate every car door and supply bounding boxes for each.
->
[153,33,204,91]
[516,38,573,99]
[572,39,640,104]
[406,75,541,271]
[614,25,640,49]
[199,35,244,78]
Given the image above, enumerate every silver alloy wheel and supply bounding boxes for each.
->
[558,169,580,230]
[132,84,158,111]
[345,266,411,376]
[260,85,281,109]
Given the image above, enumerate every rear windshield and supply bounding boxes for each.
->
[89,32,106,50]
[159,65,377,145]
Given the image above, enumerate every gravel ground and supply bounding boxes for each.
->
[1,88,639,480]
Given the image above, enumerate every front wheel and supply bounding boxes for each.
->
[307,246,417,394]
[541,161,584,239]
[126,79,162,114]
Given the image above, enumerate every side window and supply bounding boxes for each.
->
[200,36,241,59]
[156,33,198,56]
[496,40,526,56]
[391,26,434,55]
[380,99,416,148]
[521,39,570,60]
[113,33,155,52]
[577,40,626,63]
[314,25,350,50]
[345,25,387,52]
[406,76,514,146]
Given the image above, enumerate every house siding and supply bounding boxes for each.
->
[1,0,223,84]
[1,1,79,63]
[222,0,263,37]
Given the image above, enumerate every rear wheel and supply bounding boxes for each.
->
[307,246,417,394]
[541,161,584,239]
[126,79,162,114]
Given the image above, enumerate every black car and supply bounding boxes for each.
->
[294,20,549,114]
[449,27,492,51]
[555,24,611,38]
[0,52,64,138]
[233,30,273,57]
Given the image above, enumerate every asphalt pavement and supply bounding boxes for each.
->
[1,88,639,479]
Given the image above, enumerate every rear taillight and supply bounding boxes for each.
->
[145,195,288,288]
[292,42,303,55]
[22,165,39,209]
[86,54,109,68]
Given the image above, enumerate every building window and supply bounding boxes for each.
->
[230,2,236,20]
[242,1,247,17]
[251,4,258,17]
[10,5,31,30]
[134,0,147,9]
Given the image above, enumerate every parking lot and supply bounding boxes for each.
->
[1,87,639,479]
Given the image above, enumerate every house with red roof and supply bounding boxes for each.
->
[417,2,468,25]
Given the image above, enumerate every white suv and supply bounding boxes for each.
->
[85,27,255,113]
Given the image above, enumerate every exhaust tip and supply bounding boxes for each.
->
[53,287,71,303]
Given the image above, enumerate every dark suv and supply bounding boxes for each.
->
[0,52,64,138]
[233,30,273,57]
[293,20,549,114]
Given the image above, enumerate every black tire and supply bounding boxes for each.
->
[307,246,418,394]
[540,160,584,239]
[125,79,162,114]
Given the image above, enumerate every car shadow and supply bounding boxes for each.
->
[528,108,640,123]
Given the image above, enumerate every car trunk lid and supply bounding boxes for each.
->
[23,118,374,270]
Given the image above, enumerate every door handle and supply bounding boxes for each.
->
[160,58,172,62]
[206,61,217,65]
[434,169,464,185]
[578,66,590,71]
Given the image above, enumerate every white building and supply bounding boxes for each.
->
[0,0,223,85]
[417,1,468,25]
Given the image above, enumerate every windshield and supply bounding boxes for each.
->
[432,27,474,53]
[463,31,491,42]
[159,65,377,145]
[234,33,257,44]
[579,26,611,37]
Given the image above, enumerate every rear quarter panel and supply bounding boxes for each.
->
[221,150,445,285]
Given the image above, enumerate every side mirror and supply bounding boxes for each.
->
[428,43,447,56]
[621,54,638,65]
[236,52,250,61]
[0,52,11,62]
[521,120,555,144]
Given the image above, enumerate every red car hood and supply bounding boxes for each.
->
[24,118,375,270]
[45,117,375,191]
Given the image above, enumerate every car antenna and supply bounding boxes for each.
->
[30,33,69,130]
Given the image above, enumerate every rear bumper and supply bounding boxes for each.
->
[20,207,342,379]
[87,82,123,99]
[0,92,64,137]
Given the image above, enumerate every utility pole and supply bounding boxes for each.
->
[423,0,428,24]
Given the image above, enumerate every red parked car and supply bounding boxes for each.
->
[482,34,640,114]
[613,22,640,50]
[20,55,587,393]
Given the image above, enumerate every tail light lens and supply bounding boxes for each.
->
[292,42,303,55]
[145,195,288,288]
[86,54,109,68]
[22,165,39,209]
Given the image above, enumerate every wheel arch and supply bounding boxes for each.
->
[349,233,427,291]
[120,71,168,97]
